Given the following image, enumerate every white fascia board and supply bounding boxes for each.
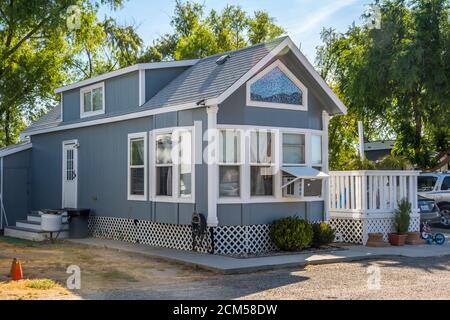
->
[213,37,348,115]
[21,103,202,138]
[55,59,199,94]
[0,143,32,158]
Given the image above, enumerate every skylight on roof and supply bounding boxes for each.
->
[216,54,231,65]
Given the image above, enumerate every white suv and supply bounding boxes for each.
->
[418,173,450,216]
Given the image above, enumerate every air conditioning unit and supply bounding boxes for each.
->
[282,176,302,198]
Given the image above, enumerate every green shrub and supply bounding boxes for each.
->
[394,198,411,234]
[376,154,412,170]
[311,222,336,248]
[270,217,313,251]
[343,157,376,170]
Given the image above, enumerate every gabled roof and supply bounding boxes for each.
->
[22,36,347,138]
[0,141,32,157]
[142,37,288,109]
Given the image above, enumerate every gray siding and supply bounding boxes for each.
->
[2,150,31,225]
[62,71,140,122]
[218,49,326,130]
[145,67,189,101]
[218,201,324,225]
[30,108,208,225]
[106,71,139,113]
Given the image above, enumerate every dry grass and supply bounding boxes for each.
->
[0,279,74,300]
[0,236,209,300]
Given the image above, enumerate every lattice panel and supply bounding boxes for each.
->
[329,218,363,244]
[363,218,395,243]
[409,217,420,233]
[88,217,137,243]
[136,220,193,251]
[213,225,278,256]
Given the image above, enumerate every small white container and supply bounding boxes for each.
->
[41,214,63,232]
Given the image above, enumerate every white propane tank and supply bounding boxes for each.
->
[41,214,63,232]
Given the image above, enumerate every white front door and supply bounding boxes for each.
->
[62,140,78,209]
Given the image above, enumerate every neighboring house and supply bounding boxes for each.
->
[364,141,395,161]
[0,36,347,255]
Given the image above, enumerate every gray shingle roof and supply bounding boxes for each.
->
[142,37,288,109]
[22,37,289,135]
[24,104,61,132]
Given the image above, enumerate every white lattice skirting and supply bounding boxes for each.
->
[88,216,281,256]
[330,216,421,245]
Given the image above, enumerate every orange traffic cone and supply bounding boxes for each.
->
[10,258,23,281]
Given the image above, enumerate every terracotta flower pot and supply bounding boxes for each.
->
[388,233,408,246]
[406,232,426,245]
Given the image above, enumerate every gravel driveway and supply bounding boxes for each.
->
[83,255,450,300]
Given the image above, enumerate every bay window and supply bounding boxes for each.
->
[282,133,305,165]
[219,130,241,197]
[128,133,147,201]
[250,131,275,196]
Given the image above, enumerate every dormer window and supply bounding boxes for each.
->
[80,83,105,118]
[247,60,308,111]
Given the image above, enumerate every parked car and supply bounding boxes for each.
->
[418,173,450,217]
[418,195,441,223]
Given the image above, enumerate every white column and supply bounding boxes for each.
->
[322,111,330,221]
[206,105,219,226]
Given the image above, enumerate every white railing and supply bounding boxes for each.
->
[329,170,419,217]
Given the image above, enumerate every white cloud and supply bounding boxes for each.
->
[290,0,359,36]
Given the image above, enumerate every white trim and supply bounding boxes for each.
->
[0,143,32,158]
[80,82,105,119]
[212,37,347,115]
[322,111,330,220]
[21,102,203,138]
[150,126,195,204]
[127,132,148,201]
[60,93,64,121]
[207,106,219,226]
[246,60,308,111]
[139,69,146,106]
[62,139,78,209]
[55,60,199,94]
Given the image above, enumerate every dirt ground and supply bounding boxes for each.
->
[1,236,450,300]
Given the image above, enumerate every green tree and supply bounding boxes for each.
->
[0,0,140,146]
[316,0,450,169]
[143,1,285,61]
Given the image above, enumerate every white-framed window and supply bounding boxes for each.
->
[80,83,105,118]
[217,125,326,204]
[246,60,308,111]
[250,130,276,197]
[219,129,242,198]
[127,132,148,201]
[152,127,195,203]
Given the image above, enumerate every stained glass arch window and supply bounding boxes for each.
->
[246,60,308,110]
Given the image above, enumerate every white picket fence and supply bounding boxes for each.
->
[328,171,420,244]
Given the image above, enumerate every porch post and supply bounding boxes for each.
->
[206,105,219,226]
[322,111,330,221]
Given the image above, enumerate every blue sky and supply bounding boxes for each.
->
[99,0,368,61]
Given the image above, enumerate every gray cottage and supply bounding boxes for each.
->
[0,36,347,255]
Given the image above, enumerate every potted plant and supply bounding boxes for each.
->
[388,199,411,246]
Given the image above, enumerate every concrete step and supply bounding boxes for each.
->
[16,220,69,231]
[27,213,69,224]
[4,226,69,242]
